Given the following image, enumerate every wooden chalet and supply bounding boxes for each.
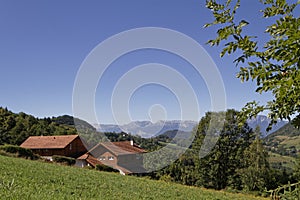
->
[76,141,146,175]
[20,135,87,159]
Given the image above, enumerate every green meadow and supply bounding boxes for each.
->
[0,155,268,200]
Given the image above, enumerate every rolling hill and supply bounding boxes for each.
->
[264,122,300,155]
[0,155,267,200]
[263,122,300,171]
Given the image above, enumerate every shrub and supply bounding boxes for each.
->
[0,145,39,160]
[83,165,94,170]
[95,164,119,173]
[0,150,17,158]
[52,155,75,166]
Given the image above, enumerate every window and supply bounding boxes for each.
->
[108,156,114,160]
[99,156,106,161]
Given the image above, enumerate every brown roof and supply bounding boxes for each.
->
[91,141,146,156]
[77,153,104,167]
[20,135,79,149]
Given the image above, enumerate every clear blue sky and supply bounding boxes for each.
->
[1,0,287,124]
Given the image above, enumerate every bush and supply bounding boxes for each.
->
[95,164,119,173]
[0,150,17,157]
[84,165,94,170]
[52,155,75,166]
[0,145,39,160]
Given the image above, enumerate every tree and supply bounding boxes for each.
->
[237,126,270,192]
[192,109,255,190]
[293,157,300,181]
[204,0,300,129]
[153,110,255,189]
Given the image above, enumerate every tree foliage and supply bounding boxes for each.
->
[205,0,300,129]
[237,127,270,191]
[154,110,273,191]
[0,107,77,145]
[193,109,255,190]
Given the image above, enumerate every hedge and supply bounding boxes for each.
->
[95,164,119,172]
[0,145,39,160]
[52,155,76,166]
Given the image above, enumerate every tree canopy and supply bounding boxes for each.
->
[205,0,300,129]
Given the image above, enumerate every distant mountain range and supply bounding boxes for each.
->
[94,115,288,138]
[93,120,198,138]
[247,115,288,137]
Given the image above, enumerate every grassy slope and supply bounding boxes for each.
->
[268,152,296,170]
[264,123,300,149]
[0,156,268,200]
[263,123,300,171]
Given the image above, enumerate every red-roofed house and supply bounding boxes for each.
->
[76,141,146,175]
[20,135,87,159]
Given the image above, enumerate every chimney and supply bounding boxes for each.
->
[130,140,134,146]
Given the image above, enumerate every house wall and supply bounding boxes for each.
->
[64,137,87,158]
[32,149,66,157]
[98,152,118,168]
[75,159,88,168]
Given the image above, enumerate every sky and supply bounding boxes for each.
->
[1,0,292,125]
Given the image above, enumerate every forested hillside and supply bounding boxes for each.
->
[0,107,165,151]
[0,107,77,145]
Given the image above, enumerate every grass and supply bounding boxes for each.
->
[268,152,295,164]
[280,136,300,148]
[0,155,268,200]
[268,152,296,172]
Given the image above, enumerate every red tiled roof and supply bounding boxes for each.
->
[78,153,104,167]
[92,141,146,156]
[77,153,89,160]
[20,135,79,149]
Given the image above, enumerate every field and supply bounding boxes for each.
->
[268,152,296,170]
[0,155,268,200]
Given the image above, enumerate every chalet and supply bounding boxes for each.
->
[20,135,87,160]
[76,140,146,175]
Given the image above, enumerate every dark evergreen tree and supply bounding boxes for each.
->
[237,126,270,191]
